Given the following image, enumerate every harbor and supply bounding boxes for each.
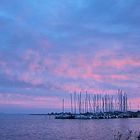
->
[55,89,140,119]
[55,111,140,119]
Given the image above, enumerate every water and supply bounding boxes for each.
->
[0,115,140,140]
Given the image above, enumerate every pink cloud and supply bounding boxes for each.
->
[105,74,129,81]
[0,60,6,67]
[129,98,140,110]
[48,55,132,82]
[1,47,139,95]
[61,83,118,95]
[23,49,41,61]
[107,58,140,69]
[18,72,44,86]
[0,60,13,76]
[62,84,83,92]
[0,93,69,109]
[12,48,140,87]
[0,92,139,111]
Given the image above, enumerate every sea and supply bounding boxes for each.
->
[0,114,140,140]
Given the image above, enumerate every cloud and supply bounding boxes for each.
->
[0,92,65,109]
[0,0,140,112]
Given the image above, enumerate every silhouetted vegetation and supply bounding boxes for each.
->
[114,130,140,140]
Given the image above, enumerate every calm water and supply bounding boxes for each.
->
[0,115,140,140]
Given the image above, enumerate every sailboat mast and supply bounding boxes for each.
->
[62,99,64,113]
[70,93,73,114]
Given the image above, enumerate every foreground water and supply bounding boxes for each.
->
[0,115,140,140]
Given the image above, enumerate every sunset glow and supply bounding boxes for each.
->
[0,0,140,113]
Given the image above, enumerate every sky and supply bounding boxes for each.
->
[0,0,140,113]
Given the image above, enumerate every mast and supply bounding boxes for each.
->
[88,94,91,113]
[85,91,87,113]
[62,99,64,113]
[70,93,73,114]
[79,92,81,114]
[74,92,76,114]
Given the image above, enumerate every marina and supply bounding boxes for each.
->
[55,89,140,119]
